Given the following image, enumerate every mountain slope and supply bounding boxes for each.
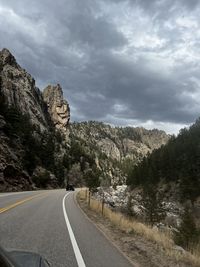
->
[69,121,170,186]
[0,48,70,191]
[0,48,50,131]
[127,119,200,203]
[70,121,169,161]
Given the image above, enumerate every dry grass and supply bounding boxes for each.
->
[77,189,200,267]
[185,243,200,267]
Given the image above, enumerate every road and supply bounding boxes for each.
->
[0,189,134,267]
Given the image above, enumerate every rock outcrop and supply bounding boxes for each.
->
[0,48,70,191]
[70,121,170,162]
[43,84,70,136]
[69,121,170,186]
[0,48,49,131]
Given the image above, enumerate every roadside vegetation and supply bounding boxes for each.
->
[127,119,200,204]
[77,189,200,267]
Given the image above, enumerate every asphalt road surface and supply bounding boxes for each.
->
[0,189,134,267]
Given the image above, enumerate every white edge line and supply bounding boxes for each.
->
[63,192,86,267]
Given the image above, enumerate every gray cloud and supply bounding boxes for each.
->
[0,0,200,133]
[67,12,127,50]
[110,0,200,11]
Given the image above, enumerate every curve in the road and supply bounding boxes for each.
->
[0,189,135,267]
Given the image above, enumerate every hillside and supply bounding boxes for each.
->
[127,119,200,204]
[70,121,169,161]
[0,48,70,191]
[124,118,200,250]
[69,121,170,186]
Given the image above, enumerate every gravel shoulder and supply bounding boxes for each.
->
[77,195,193,267]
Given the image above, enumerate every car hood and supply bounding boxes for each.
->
[8,250,50,267]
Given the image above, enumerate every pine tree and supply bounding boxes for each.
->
[174,208,199,249]
[142,185,165,226]
[84,166,101,192]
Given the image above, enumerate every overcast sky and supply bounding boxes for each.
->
[1,0,200,134]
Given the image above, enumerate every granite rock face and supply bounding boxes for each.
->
[0,48,70,191]
[43,84,70,136]
[0,126,33,191]
[70,121,170,186]
[0,48,49,131]
[70,121,170,162]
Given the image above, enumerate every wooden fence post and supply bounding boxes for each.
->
[88,190,91,207]
[102,191,105,216]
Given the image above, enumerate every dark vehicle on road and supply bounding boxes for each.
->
[66,184,75,191]
[0,246,50,267]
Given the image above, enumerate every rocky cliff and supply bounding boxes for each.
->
[70,121,169,162]
[69,121,170,186]
[0,48,49,131]
[0,48,70,191]
[43,84,70,137]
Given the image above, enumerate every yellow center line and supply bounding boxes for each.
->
[0,192,47,214]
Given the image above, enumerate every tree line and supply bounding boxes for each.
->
[127,119,200,203]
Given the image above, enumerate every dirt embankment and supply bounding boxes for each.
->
[76,191,197,267]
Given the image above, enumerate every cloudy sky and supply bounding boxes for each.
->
[0,0,200,134]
